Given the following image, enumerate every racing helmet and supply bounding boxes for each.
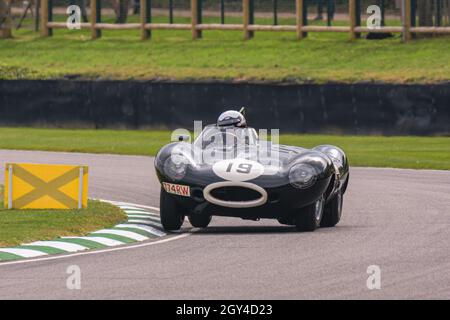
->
[217,108,247,127]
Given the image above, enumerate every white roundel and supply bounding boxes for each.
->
[212,159,264,182]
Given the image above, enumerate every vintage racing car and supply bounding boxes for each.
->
[155,109,349,232]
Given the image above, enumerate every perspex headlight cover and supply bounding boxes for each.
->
[164,154,188,181]
[289,163,317,189]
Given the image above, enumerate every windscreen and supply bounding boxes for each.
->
[194,125,259,151]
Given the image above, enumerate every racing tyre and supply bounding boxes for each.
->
[160,187,185,231]
[277,217,294,226]
[294,197,325,232]
[188,214,212,228]
[320,190,343,228]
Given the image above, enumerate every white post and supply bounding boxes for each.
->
[402,0,406,42]
[8,164,13,209]
[78,167,84,209]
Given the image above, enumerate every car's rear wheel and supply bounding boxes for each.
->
[294,197,324,232]
[160,187,185,231]
[188,214,212,228]
[320,190,343,228]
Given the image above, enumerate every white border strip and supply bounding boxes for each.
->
[0,200,190,266]
[61,236,125,247]
[0,248,47,258]
[125,210,160,217]
[25,241,88,252]
[127,219,163,228]
[115,224,166,237]
[0,234,190,267]
[92,229,148,241]
[101,200,160,212]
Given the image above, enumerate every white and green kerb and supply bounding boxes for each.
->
[0,203,166,261]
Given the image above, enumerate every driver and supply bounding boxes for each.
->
[217,109,247,128]
[210,109,248,150]
[200,109,256,151]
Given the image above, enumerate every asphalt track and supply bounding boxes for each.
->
[0,150,449,299]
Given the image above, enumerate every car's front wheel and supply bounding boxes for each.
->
[160,187,185,231]
[320,190,343,228]
[294,197,324,232]
[188,214,212,228]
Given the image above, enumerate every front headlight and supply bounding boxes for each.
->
[164,154,188,181]
[327,149,343,166]
[289,163,317,189]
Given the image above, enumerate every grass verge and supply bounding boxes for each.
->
[0,127,449,170]
[0,185,126,247]
[1,16,449,83]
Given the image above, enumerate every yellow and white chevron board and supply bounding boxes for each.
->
[4,163,89,209]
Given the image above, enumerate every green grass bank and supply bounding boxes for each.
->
[0,185,126,247]
[0,127,448,170]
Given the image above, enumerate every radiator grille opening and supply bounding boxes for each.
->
[210,186,261,202]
